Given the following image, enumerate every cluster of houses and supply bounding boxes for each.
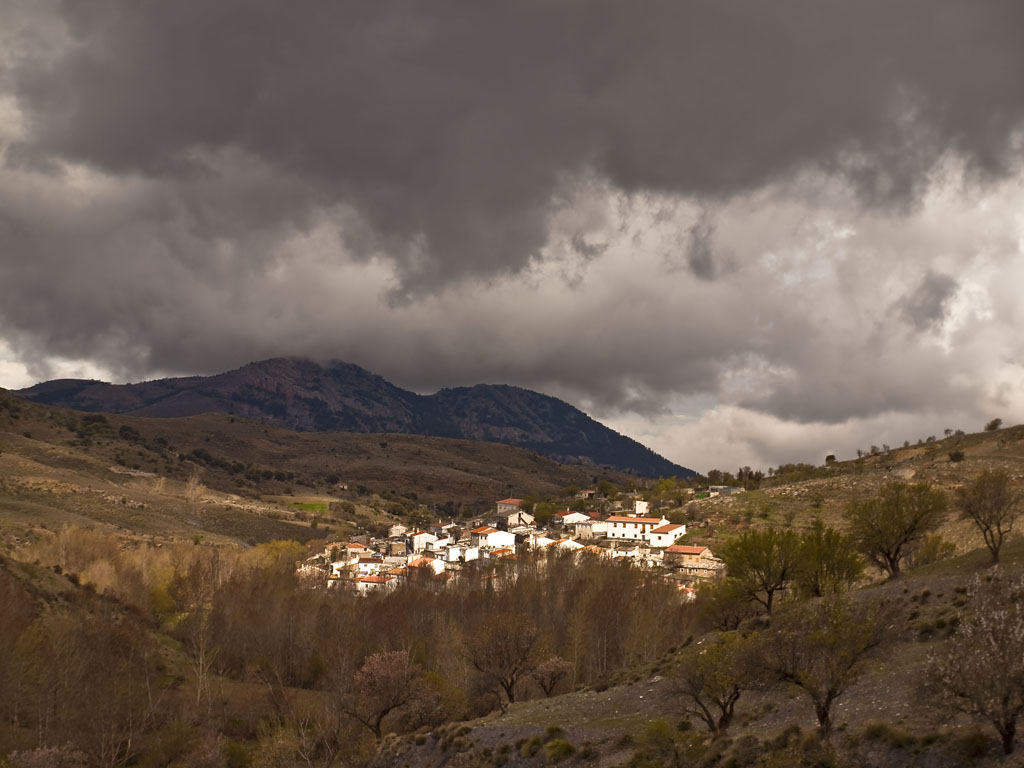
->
[301,497,725,596]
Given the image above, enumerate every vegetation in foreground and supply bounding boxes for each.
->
[4,393,1024,766]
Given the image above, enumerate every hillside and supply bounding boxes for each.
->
[16,357,695,478]
[0,387,632,548]
[676,425,1024,562]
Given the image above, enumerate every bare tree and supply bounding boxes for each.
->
[930,573,1024,755]
[530,656,573,698]
[462,614,539,709]
[341,650,424,740]
[957,469,1021,564]
[169,553,223,715]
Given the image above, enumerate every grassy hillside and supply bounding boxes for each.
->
[0,388,631,549]
[668,425,1024,563]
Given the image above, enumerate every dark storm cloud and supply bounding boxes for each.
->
[898,271,959,332]
[10,0,1024,291]
[683,211,717,281]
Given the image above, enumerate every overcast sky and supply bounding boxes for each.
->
[2,1,1024,473]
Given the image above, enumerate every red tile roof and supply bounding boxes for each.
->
[472,526,500,534]
[497,498,523,505]
[356,575,393,584]
[651,524,685,534]
[666,545,708,555]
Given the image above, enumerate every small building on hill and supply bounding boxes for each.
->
[573,518,608,540]
[496,508,535,530]
[665,545,723,580]
[554,510,591,526]
[408,530,438,553]
[647,522,687,548]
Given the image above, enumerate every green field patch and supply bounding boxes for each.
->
[291,501,328,513]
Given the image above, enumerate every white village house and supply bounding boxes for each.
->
[470,526,517,549]
[554,510,592,526]
[647,522,687,548]
[407,530,438,553]
[606,515,671,542]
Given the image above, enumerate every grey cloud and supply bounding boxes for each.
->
[897,271,958,332]
[684,212,716,280]
[570,234,608,262]
[1,0,1023,462]
[8,1,1024,294]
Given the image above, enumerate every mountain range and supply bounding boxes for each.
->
[17,358,694,478]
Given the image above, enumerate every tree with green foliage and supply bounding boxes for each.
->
[671,633,760,735]
[985,418,1003,432]
[795,518,863,598]
[697,578,759,632]
[930,573,1024,755]
[761,594,888,739]
[532,501,557,527]
[597,479,619,500]
[845,482,947,578]
[719,528,802,614]
[957,469,1021,564]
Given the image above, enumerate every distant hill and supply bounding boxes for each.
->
[18,358,694,478]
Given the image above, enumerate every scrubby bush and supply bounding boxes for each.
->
[544,739,575,763]
[520,737,542,758]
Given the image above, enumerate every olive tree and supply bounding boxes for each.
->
[845,482,947,577]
